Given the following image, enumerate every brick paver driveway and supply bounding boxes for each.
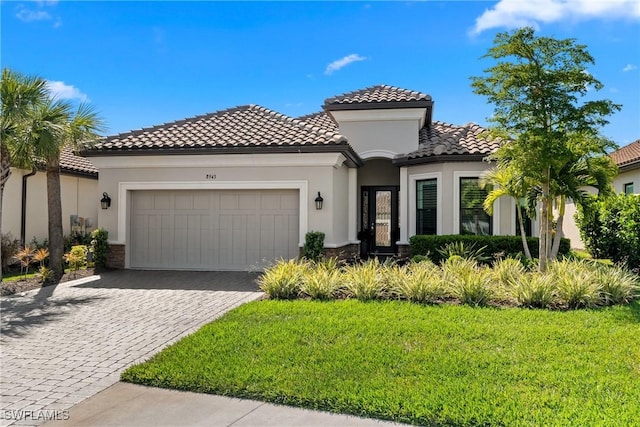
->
[0,271,263,427]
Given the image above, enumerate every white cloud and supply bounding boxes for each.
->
[472,0,640,34]
[623,64,638,72]
[325,54,368,75]
[45,81,89,102]
[16,7,51,22]
[15,2,61,27]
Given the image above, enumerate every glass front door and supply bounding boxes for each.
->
[360,186,399,256]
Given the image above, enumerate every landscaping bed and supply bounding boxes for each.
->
[122,299,640,426]
[0,268,95,296]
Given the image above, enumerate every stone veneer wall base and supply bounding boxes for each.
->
[106,244,125,269]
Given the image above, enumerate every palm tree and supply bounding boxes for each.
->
[0,69,48,280]
[480,165,533,260]
[21,99,105,278]
[548,151,617,259]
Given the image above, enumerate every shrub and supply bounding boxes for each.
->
[37,266,53,283]
[437,241,491,263]
[393,262,446,303]
[595,266,639,306]
[343,259,387,301]
[512,272,555,308]
[33,248,49,268]
[492,258,526,287]
[91,228,109,270]
[258,259,308,299]
[15,246,35,278]
[302,231,325,262]
[64,245,88,275]
[576,194,640,272]
[410,235,571,264]
[64,232,92,253]
[300,263,341,300]
[1,232,20,273]
[442,257,493,306]
[550,260,602,309]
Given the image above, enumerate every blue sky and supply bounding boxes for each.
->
[2,1,639,146]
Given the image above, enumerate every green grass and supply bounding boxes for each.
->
[122,300,640,426]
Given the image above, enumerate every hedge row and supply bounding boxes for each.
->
[409,234,571,264]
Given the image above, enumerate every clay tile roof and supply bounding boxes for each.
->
[323,84,432,107]
[610,139,640,168]
[60,148,98,176]
[85,105,348,153]
[296,111,338,132]
[404,121,501,160]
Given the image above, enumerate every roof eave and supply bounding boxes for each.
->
[618,160,640,172]
[324,100,433,112]
[392,153,489,167]
[80,144,364,168]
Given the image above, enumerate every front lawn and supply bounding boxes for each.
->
[122,300,640,426]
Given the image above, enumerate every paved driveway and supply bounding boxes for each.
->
[0,271,263,427]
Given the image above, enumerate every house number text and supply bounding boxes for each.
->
[205,174,217,180]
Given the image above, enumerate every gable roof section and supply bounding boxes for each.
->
[610,139,640,171]
[393,121,501,165]
[323,84,433,111]
[82,105,360,164]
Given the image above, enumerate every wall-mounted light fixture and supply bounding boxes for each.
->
[314,191,324,210]
[100,192,112,210]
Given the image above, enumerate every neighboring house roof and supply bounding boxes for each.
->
[60,148,98,177]
[394,121,501,166]
[610,139,640,171]
[82,104,361,165]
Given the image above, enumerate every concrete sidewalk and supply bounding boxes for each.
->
[44,382,406,427]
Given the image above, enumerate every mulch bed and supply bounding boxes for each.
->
[0,268,96,297]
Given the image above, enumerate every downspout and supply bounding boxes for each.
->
[21,168,37,246]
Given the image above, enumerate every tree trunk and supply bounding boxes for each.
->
[539,181,550,272]
[1,143,11,281]
[550,195,565,259]
[516,204,532,260]
[47,158,64,280]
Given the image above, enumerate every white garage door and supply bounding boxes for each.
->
[130,190,299,270]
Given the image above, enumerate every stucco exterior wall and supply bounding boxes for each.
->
[90,153,352,253]
[2,168,99,244]
[403,161,514,238]
[613,168,640,194]
[330,108,424,158]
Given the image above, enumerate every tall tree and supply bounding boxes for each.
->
[471,27,620,271]
[0,69,48,281]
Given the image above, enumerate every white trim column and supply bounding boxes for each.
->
[348,168,358,243]
[398,167,409,245]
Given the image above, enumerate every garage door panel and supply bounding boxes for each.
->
[130,190,299,270]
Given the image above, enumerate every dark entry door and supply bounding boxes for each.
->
[360,186,399,256]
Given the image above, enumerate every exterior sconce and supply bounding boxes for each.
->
[100,192,111,210]
[314,192,324,210]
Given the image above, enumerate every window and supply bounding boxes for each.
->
[515,198,532,237]
[416,179,437,234]
[460,177,492,235]
[624,182,634,195]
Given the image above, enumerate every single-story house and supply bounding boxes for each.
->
[2,148,99,246]
[81,84,534,271]
[563,139,640,248]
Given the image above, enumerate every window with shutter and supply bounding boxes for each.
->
[460,177,492,235]
[416,179,437,235]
